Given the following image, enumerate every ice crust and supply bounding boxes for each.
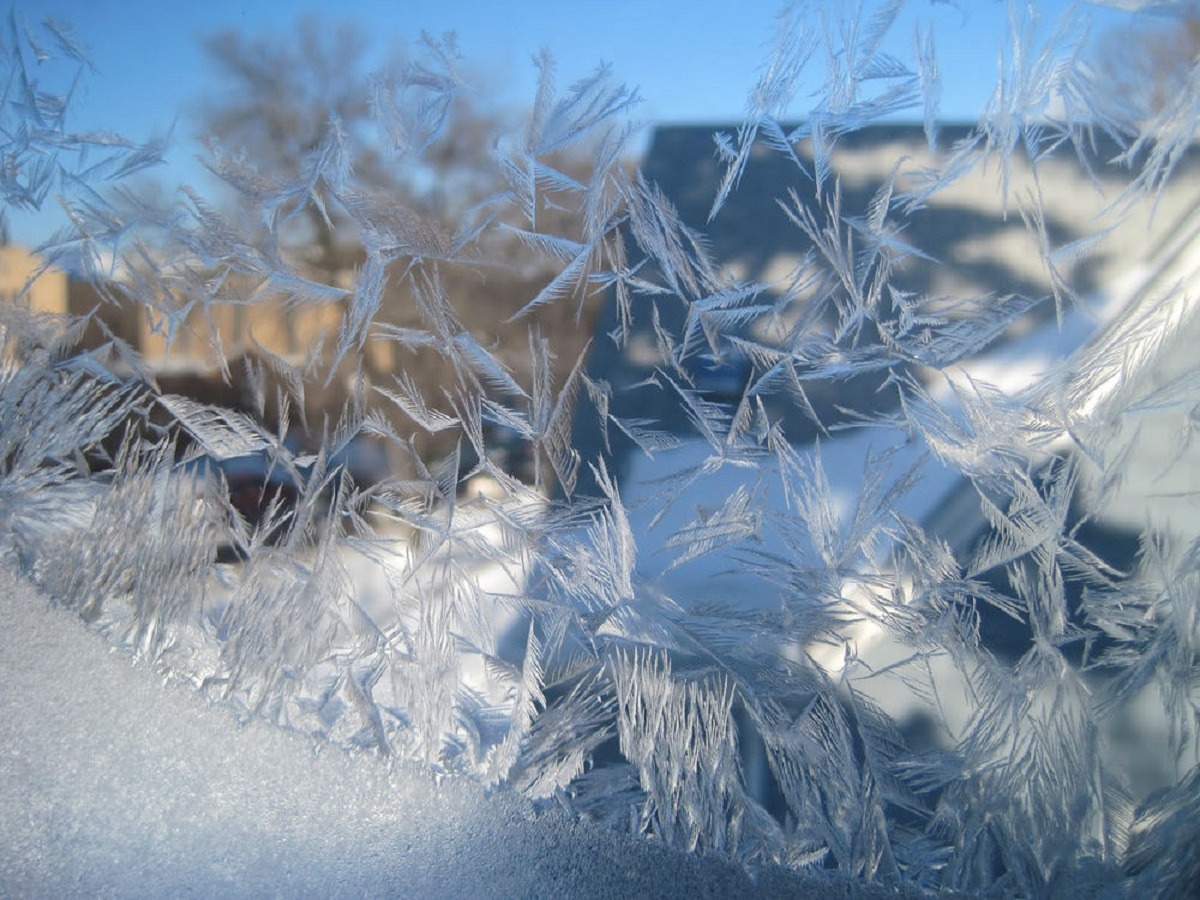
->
[0,565,914,898]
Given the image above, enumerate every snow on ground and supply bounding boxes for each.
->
[618,430,965,714]
[0,564,920,898]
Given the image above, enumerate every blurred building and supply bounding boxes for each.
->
[0,243,68,314]
[574,123,1200,492]
[137,284,350,373]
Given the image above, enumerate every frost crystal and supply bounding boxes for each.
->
[4,2,1200,894]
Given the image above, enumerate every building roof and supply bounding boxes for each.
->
[573,122,1200,496]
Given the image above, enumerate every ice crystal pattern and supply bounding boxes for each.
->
[4,3,1200,895]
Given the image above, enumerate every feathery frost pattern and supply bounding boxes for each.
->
[6,2,1200,894]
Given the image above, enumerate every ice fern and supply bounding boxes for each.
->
[5,2,1200,895]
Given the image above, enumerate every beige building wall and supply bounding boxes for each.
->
[0,245,67,315]
[0,245,367,378]
[139,296,347,370]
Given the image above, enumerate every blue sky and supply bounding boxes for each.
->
[11,0,1138,246]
